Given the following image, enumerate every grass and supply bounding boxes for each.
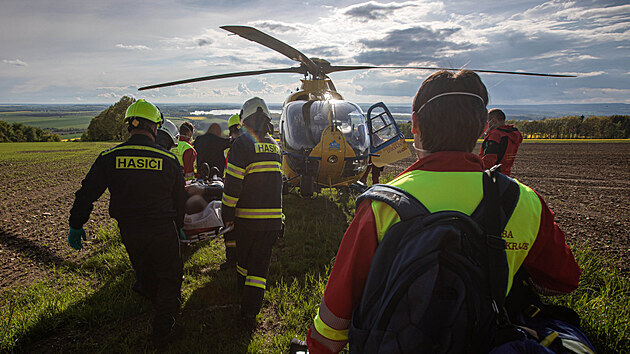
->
[546,245,630,353]
[0,152,627,352]
[0,111,99,130]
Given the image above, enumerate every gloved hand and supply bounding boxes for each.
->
[179,228,187,240]
[68,227,86,250]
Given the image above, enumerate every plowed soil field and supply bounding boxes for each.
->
[1,142,629,294]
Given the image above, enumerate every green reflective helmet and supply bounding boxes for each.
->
[228,114,241,128]
[125,99,163,127]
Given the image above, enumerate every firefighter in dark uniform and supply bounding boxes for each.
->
[67,99,186,346]
[221,97,283,326]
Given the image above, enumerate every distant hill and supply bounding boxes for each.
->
[1,103,628,136]
[376,103,630,123]
[491,103,630,121]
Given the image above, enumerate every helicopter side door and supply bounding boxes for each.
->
[366,102,412,168]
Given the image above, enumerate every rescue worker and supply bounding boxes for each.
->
[480,108,523,176]
[173,121,197,180]
[221,97,283,326]
[219,113,243,270]
[67,99,186,347]
[306,70,581,353]
[156,119,179,151]
[358,157,383,185]
[193,121,231,177]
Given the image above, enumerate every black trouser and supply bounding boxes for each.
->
[234,224,279,317]
[224,229,237,263]
[118,219,183,336]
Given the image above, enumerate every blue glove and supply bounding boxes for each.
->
[68,227,86,250]
[179,228,186,240]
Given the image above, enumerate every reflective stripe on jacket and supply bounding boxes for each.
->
[221,133,283,230]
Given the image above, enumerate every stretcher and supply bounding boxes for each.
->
[181,174,232,244]
[181,200,233,244]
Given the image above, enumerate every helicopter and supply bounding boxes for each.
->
[139,25,574,197]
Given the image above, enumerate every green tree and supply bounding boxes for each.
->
[398,121,413,139]
[82,96,135,141]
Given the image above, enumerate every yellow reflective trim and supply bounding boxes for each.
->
[245,275,266,289]
[253,142,280,154]
[102,145,176,160]
[227,162,245,173]
[246,161,282,174]
[115,156,163,171]
[235,208,283,219]
[222,194,238,208]
[226,169,245,180]
[502,181,541,293]
[237,265,247,276]
[313,313,349,342]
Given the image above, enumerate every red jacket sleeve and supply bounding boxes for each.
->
[480,130,500,170]
[522,192,581,294]
[307,201,379,353]
[182,148,197,175]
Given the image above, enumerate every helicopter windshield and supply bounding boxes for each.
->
[281,100,370,154]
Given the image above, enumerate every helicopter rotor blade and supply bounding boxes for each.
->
[221,25,321,77]
[325,65,576,78]
[138,67,305,91]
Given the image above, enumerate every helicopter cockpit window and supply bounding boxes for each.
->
[369,107,398,149]
[281,100,370,154]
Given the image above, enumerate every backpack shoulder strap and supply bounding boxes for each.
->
[355,183,430,221]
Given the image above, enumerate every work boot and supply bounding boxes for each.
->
[289,338,308,354]
[239,311,258,332]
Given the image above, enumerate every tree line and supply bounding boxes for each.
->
[511,115,630,139]
[397,115,630,140]
[0,121,61,142]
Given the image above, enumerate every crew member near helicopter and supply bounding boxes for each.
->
[479,108,522,176]
[194,122,231,177]
[217,113,243,270]
[67,99,186,347]
[221,97,283,326]
[173,121,197,180]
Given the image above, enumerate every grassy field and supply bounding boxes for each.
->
[0,111,98,130]
[0,145,628,353]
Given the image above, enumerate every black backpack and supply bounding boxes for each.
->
[348,170,520,353]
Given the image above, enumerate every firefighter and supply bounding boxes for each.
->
[156,119,179,150]
[221,97,283,327]
[173,121,197,180]
[479,108,523,176]
[219,113,243,270]
[67,99,186,347]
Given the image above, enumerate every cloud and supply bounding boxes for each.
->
[253,20,300,33]
[2,59,28,66]
[115,44,151,51]
[342,1,421,21]
[196,37,213,47]
[355,26,473,65]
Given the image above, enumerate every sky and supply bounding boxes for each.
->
[1,0,629,105]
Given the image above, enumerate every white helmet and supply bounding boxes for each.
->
[158,119,179,146]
